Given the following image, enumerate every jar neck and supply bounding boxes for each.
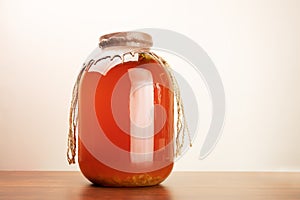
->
[99,32,153,49]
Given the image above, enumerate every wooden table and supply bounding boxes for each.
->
[0,171,299,199]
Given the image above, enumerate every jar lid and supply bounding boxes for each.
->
[99,32,153,49]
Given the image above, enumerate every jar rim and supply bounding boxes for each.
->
[99,31,153,49]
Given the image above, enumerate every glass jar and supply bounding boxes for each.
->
[69,32,175,187]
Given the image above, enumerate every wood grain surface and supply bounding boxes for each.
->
[0,171,299,200]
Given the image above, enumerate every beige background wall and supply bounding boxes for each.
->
[0,0,299,171]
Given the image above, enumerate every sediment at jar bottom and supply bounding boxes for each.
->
[82,171,173,187]
[78,141,173,187]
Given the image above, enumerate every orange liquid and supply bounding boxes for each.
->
[78,56,174,186]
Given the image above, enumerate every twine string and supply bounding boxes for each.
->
[67,53,191,164]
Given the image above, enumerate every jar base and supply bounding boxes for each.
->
[86,173,169,187]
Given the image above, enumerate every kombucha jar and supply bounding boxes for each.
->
[68,32,181,187]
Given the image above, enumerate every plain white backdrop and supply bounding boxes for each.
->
[0,0,299,171]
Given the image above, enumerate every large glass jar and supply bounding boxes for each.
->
[69,32,175,187]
